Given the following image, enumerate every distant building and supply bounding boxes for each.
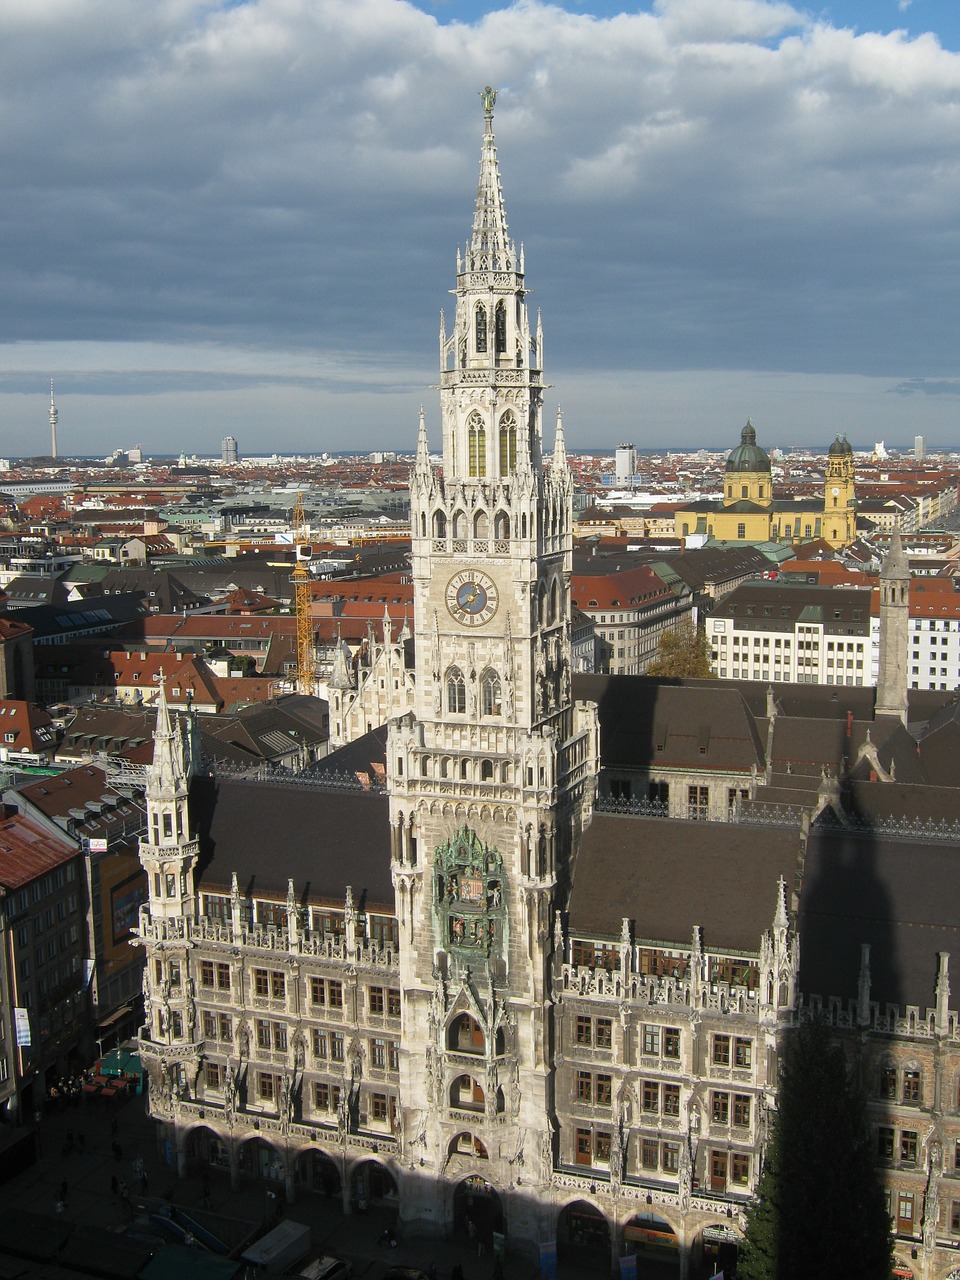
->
[672,423,858,550]
[914,434,926,462]
[221,436,239,466]
[615,442,636,485]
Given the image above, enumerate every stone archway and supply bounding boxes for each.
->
[295,1146,341,1197]
[184,1124,230,1172]
[557,1199,610,1278]
[350,1159,397,1212]
[453,1174,503,1248]
[238,1135,284,1182]
[623,1210,681,1274]
[691,1220,740,1279]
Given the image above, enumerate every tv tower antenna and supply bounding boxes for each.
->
[49,380,59,459]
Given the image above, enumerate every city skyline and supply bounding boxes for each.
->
[0,0,958,455]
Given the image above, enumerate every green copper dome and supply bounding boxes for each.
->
[725,420,771,474]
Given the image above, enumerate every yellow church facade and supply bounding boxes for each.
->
[673,422,857,550]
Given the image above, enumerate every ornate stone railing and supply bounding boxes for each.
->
[558,964,760,1016]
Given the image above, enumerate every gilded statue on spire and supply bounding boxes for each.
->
[480,85,497,116]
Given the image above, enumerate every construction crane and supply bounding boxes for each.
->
[291,492,314,695]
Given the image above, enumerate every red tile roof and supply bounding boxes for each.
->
[0,812,76,888]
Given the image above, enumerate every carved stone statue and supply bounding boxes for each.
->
[481,86,497,115]
[223,1062,238,1125]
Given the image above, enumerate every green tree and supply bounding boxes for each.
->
[737,1016,892,1280]
[646,622,715,678]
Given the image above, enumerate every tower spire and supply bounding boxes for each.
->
[413,406,432,489]
[148,676,187,800]
[468,87,514,272]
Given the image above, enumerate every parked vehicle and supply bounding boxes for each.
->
[240,1220,311,1274]
[296,1257,353,1280]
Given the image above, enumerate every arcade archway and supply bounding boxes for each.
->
[239,1135,284,1182]
[295,1147,341,1197]
[625,1211,680,1275]
[351,1159,397,1211]
[453,1175,503,1249]
[557,1200,610,1277]
[692,1221,741,1279]
[185,1125,230,1171]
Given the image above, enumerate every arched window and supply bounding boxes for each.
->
[433,510,447,539]
[537,582,548,628]
[448,1014,485,1054]
[550,577,562,623]
[473,510,489,539]
[450,1074,485,1112]
[475,304,487,354]
[420,512,426,537]
[446,667,466,714]
[467,412,486,478]
[494,510,510,541]
[499,411,517,476]
[481,669,501,716]
[495,301,506,355]
[452,509,467,539]
[481,759,494,781]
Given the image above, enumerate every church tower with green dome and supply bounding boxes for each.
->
[822,432,857,548]
[723,419,772,510]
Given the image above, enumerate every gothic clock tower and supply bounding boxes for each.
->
[387,90,598,1244]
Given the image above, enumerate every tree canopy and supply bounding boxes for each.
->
[737,1017,892,1280]
[646,622,715,678]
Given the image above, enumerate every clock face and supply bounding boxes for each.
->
[446,570,499,627]
[831,487,839,495]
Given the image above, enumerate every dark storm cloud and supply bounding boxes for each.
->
[0,0,958,451]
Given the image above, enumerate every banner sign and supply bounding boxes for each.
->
[14,1007,30,1047]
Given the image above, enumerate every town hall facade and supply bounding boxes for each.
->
[136,95,960,1280]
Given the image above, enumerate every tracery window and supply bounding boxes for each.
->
[495,301,506,355]
[481,669,501,716]
[467,412,486,478]
[499,411,517,476]
[446,667,466,714]
[475,305,487,353]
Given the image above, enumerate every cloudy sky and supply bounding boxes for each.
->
[1,0,958,458]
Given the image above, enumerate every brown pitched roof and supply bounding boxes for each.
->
[799,827,960,1011]
[190,776,393,910]
[569,813,798,953]
[573,675,765,773]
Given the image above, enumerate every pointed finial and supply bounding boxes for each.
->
[553,405,567,470]
[773,876,789,930]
